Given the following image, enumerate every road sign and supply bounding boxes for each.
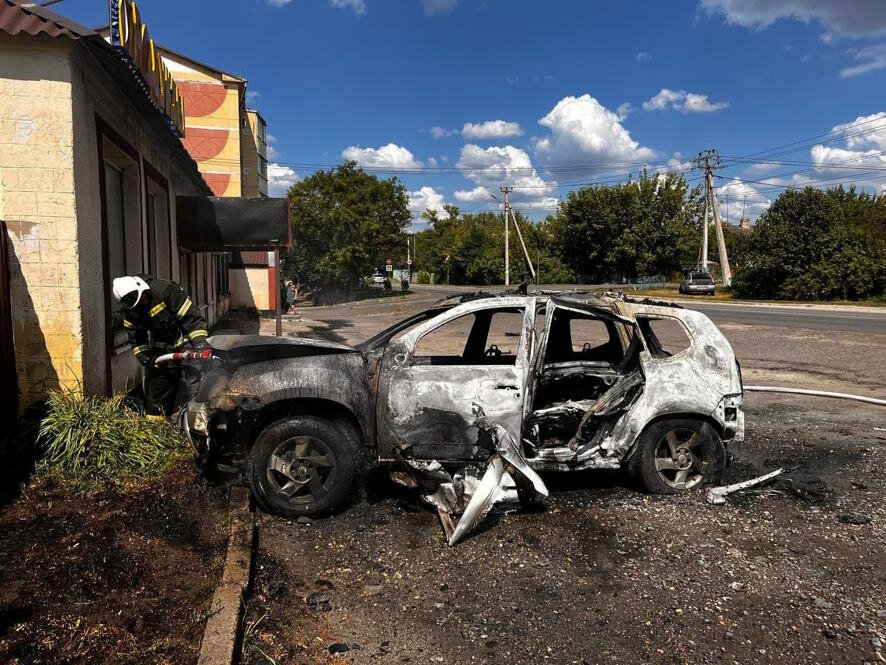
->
[407,259,412,266]
[385,258,392,265]
[386,264,393,272]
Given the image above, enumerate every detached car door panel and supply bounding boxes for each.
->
[376,301,533,461]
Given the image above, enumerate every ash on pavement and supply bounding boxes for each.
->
[242,395,885,664]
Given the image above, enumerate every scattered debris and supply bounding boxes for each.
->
[706,468,783,505]
[415,404,549,546]
[837,513,872,525]
[814,597,834,610]
[307,591,331,613]
[328,642,350,655]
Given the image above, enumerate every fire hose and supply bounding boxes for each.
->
[744,385,886,407]
[152,348,214,365]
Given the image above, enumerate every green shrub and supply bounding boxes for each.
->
[415,270,431,284]
[38,391,187,489]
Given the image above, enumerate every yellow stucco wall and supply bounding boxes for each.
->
[230,266,269,310]
[0,35,82,407]
[162,53,244,197]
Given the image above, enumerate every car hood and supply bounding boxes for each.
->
[207,334,356,364]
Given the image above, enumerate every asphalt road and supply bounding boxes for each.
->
[410,284,886,334]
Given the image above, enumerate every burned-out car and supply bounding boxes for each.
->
[185,293,744,533]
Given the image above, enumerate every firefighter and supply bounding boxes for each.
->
[112,274,209,416]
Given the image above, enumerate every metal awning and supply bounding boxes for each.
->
[176,196,291,251]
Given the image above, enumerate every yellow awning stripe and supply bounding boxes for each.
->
[188,329,208,340]
[176,298,192,318]
[150,302,166,317]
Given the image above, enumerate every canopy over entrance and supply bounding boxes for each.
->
[176,197,290,251]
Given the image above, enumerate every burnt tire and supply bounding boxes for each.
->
[628,418,725,494]
[247,415,361,517]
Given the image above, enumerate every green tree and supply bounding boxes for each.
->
[553,170,703,282]
[732,187,886,300]
[411,208,575,286]
[281,162,411,290]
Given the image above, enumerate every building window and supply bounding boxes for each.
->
[105,163,126,283]
[144,165,172,280]
[145,193,157,276]
[100,130,141,352]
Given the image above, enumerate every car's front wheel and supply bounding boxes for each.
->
[247,415,361,517]
[629,418,725,494]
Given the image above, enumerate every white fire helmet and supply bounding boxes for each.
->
[112,275,149,309]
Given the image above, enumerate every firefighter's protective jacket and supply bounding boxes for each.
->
[122,275,208,364]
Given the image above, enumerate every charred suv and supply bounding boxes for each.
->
[185,293,744,518]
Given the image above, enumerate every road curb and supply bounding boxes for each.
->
[198,486,254,665]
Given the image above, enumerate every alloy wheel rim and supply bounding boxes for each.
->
[266,436,337,505]
[653,428,708,490]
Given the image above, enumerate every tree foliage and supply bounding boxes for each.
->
[731,187,886,300]
[281,162,885,301]
[281,162,411,289]
[414,207,574,285]
[551,170,704,281]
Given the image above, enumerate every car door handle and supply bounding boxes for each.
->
[494,385,518,391]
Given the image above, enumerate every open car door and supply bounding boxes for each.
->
[375,297,535,462]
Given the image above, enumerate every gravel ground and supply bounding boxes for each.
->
[229,293,886,665]
[241,395,885,665]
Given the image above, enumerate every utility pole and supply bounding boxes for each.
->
[510,206,536,281]
[692,149,732,287]
[500,186,513,286]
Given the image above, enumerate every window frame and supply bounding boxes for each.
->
[635,315,694,359]
[411,305,527,367]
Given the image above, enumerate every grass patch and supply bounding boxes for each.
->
[38,390,188,491]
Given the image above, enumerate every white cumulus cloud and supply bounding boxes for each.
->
[408,186,449,220]
[699,0,886,36]
[535,94,657,170]
[430,126,458,139]
[616,102,633,120]
[423,0,459,15]
[642,88,730,113]
[341,143,423,169]
[268,163,298,197]
[331,0,366,14]
[453,186,491,202]
[806,112,886,191]
[636,51,652,61]
[461,120,524,140]
[458,144,556,195]
[715,177,772,224]
[457,144,558,211]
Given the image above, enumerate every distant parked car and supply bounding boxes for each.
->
[371,270,386,285]
[679,270,715,296]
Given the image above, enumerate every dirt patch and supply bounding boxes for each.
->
[241,397,886,664]
[0,462,230,664]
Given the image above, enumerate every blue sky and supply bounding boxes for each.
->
[63,0,886,223]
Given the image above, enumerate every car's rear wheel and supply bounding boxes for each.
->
[247,415,360,517]
[629,418,725,494]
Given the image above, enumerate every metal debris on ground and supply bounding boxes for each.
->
[706,468,783,505]
[407,404,549,546]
